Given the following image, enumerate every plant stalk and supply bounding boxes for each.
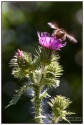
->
[52,117,60,123]
[34,65,45,123]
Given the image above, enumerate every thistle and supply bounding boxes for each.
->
[48,95,75,123]
[37,32,67,50]
[6,31,75,123]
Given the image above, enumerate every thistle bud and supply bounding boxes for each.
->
[48,95,75,123]
[15,49,24,58]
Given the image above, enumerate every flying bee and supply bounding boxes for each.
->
[48,22,77,43]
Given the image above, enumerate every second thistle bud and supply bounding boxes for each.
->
[48,95,75,123]
[9,49,34,79]
[15,49,32,70]
[15,49,24,57]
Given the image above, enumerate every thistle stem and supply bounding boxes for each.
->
[34,65,45,123]
[52,117,59,124]
[34,87,42,123]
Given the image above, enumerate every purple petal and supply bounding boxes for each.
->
[15,49,23,57]
[37,31,66,50]
[37,31,40,38]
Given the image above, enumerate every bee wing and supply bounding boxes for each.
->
[47,22,58,30]
[66,34,77,43]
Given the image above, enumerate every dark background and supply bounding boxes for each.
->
[2,1,82,123]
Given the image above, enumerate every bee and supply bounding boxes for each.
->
[48,22,77,43]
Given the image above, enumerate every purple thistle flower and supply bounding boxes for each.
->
[15,49,24,58]
[37,32,67,50]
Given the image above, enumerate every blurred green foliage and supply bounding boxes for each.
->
[2,1,82,123]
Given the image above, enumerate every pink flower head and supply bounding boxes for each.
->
[37,32,67,50]
[15,49,24,58]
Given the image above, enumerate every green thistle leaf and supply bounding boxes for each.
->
[40,89,51,100]
[41,78,60,88]
[5,83,29,108]
[45,61,63,77]
[12,68,30,80]
[62,117,71,123]
[39,55,62,88]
